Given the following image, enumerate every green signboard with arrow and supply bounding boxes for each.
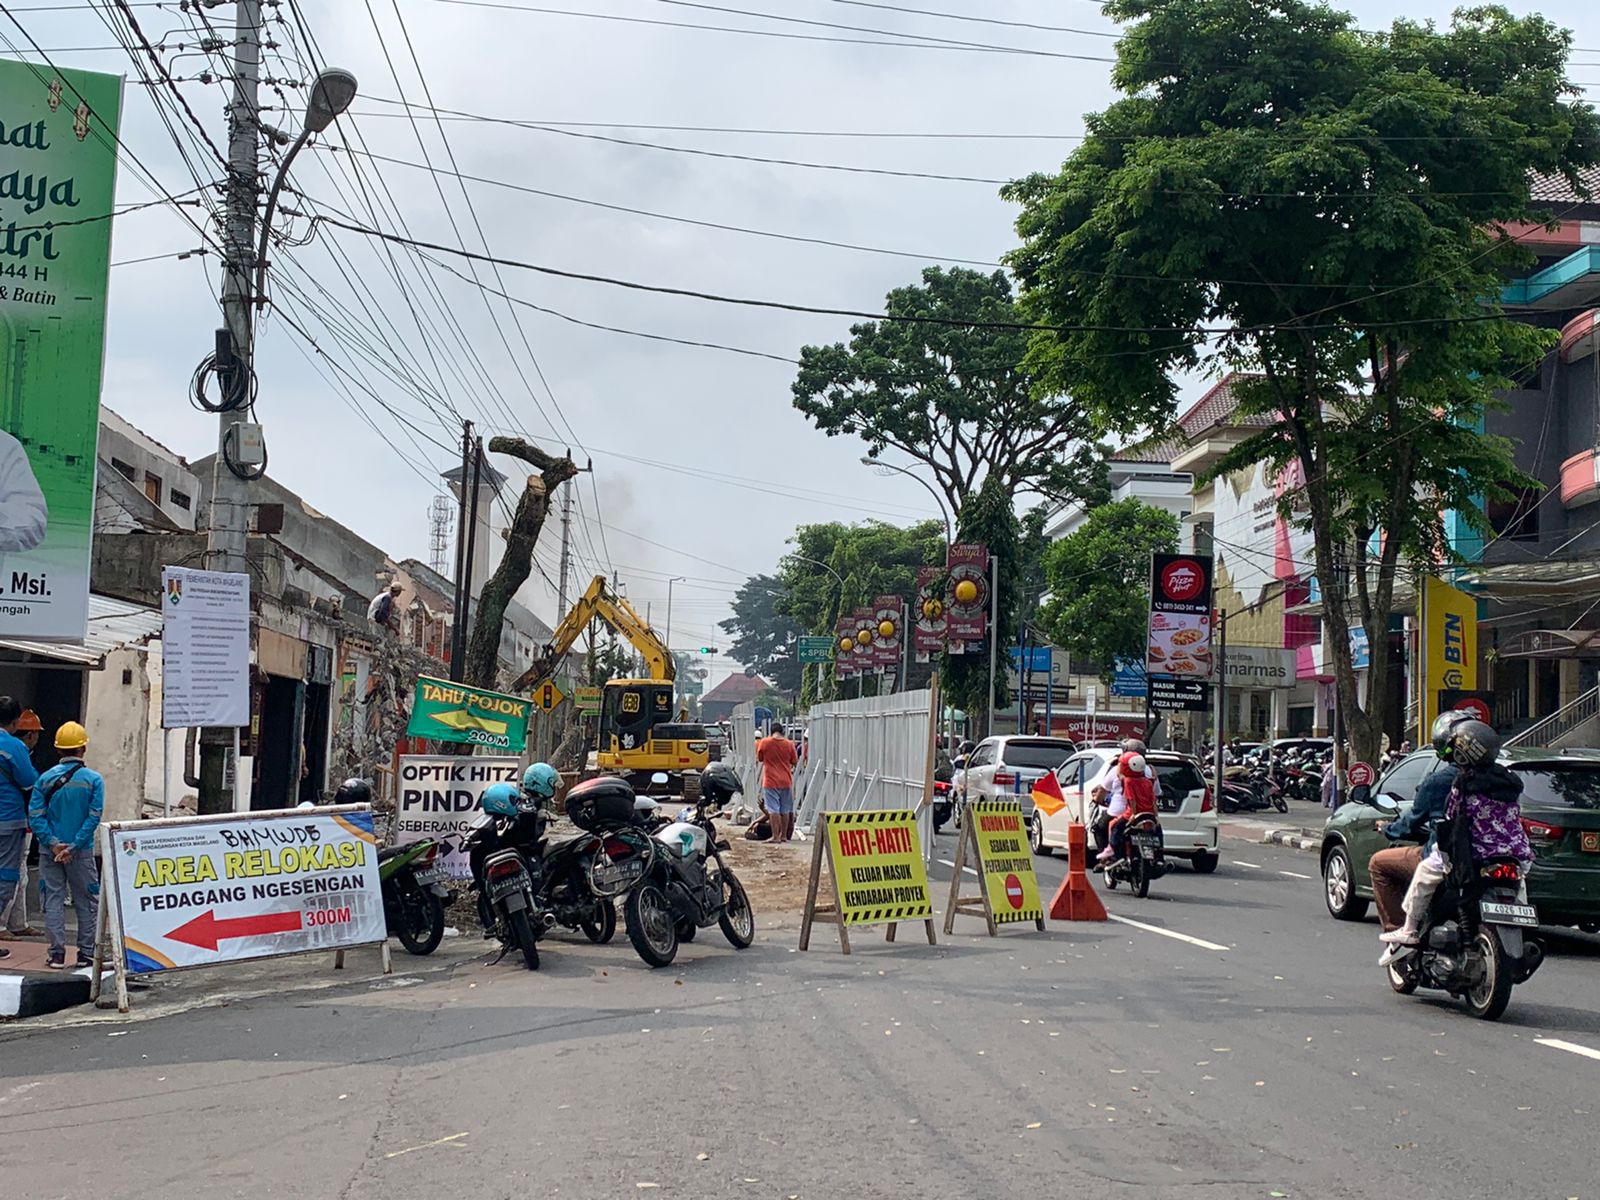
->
[406,676,531,752]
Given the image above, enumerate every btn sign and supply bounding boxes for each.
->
[826,810,933,925]
[968,800,1043,923]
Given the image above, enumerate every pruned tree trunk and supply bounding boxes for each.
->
[463,437,579,690]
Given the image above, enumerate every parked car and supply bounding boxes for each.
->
[1320,747,1600,930]
[1046,748,1219,871]
[959,736,1078,819]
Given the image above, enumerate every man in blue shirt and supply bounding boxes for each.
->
[29,721,104,970]
[1369,760,1458,933]
[0,696,40,964]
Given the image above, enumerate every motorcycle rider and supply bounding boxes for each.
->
[1368,712,1468,951]
[1379,720,1530,960]
[1089,737,1154,848]
[1098,751,1157,865]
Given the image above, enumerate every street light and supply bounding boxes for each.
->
[786,553,847,701]
[860,456,952,547]
[254,68,358,307]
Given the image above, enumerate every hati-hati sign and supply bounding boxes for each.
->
[102,806,384,974]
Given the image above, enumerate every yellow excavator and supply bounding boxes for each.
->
[515,575,709,791]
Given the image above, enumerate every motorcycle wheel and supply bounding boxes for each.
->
[1273,796,1289,814]
[1130,854,1150,899]
[1219,795,1239,814]
[676,918,697,943]
[1464,927,1514,1021]
[580,898,617,945]
[719,873,755,949]
[1387,957,1419,995]
[395,886,445,956]
[507,908,540,971]
[625,883,680,968]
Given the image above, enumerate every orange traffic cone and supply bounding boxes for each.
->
[1049,822,1107,921]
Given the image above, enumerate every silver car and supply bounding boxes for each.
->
[959,735,1079,821]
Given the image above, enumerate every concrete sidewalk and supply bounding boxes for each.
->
[1220,815,1323,853]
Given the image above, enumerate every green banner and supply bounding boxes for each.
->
[574,685,602,714]
[0,59,123,641]
[406,676,531,752]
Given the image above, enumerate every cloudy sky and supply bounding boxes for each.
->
[12,0,1600,686]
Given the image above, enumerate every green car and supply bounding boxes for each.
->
[1320,748,1600,931]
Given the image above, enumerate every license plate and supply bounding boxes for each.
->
[412,865,450,887]
[487,873,526,899]
[1481,901,1539,927]
[593,859,644,890]
[1582,831,1600,853]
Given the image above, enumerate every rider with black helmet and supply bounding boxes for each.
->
[1368,711,1470,942]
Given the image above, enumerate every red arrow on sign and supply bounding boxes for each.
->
[166,908,303,951]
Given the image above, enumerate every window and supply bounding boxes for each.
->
[1512,764,1600,810]
[110,457,136,481]
[1000,739,1077,770]
[169,489,191,510]
[1487,487,1541,543]
[143,473,161,505]
[1056,757,1086,787]
[1376,751,1437,803]
[968,743,995,768]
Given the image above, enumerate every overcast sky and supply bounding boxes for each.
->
[13,0,1599,686]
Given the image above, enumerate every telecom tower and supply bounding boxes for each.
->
[428,494,453,577]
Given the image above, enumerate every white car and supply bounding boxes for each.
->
[958,736,1079,821]
[1037,748,1220,872]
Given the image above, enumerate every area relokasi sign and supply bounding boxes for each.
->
[103,806,385,973]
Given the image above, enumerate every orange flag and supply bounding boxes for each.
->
[1031,770,1068,818]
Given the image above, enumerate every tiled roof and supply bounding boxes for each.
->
[1529,167,1600,206]
[701,673,770,703]
[1175,373,1273,438]
[1110,438,1187,467]
[0,593,162,666]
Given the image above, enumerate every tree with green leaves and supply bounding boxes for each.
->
[718,575,803,694]
[1005,0,1598,762]
[792,266,1106,517]
[1038,500,1179,679]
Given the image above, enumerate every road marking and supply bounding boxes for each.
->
[1233,861,1263,870]
[1278,870,1312,880]
[1105,913,1229,952]
[938,858,978,877]
[1535,1037,1600,1063]
[385,1132,470,1159]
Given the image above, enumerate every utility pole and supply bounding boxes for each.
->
[448,422,473,681]
[557,474,574,614]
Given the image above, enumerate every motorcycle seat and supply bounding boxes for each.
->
[377,845,409,862]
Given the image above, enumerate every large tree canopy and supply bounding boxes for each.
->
[1038,500,1179,679]
[792,266,1105,517]
[1005,0,1599,760]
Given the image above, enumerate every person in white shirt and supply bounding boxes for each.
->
[1089,738,1156,845]
[0,430,47,553]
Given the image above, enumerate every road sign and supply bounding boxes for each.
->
[798,635,835,664]
[534,679,566,712]
[1149,677,1208,712]
[407,676,531,752]
[1346,761,1376,789]
[574,685,602,714]
[799,810,937,954]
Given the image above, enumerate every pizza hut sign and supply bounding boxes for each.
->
[1147,553,1215,683]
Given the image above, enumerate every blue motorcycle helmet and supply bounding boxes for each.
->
[522,761,560,800]
[481,781,522,818]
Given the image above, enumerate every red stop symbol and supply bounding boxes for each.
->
[1004,873,1024,910]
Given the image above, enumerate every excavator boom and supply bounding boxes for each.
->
[514,575,673,691]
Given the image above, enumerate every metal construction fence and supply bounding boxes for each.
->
[794,687,937,860]
[726,702,762,799]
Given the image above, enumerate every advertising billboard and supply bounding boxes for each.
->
[0,59,123,640]
[1146,553,1215,681]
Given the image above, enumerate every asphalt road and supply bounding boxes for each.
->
[3,836,1598,1200]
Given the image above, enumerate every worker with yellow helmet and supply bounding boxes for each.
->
[28,720,104,969]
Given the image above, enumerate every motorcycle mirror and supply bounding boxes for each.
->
[1348,783,1372,806]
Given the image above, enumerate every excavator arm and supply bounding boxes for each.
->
[514,575,674,691]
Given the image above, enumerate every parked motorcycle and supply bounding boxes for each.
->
[1384,856,1544,1021]
[461,782,547,970]
[1102,811,1167,898]
[379,836,452,956]
[609,765,756,968]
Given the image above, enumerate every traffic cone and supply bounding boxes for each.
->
[1049,822,1107,921]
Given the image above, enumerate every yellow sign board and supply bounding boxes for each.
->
[534,679,566,712]
[825,811,933,925]
[1419,576,1477,738]
[970,801,1044,924]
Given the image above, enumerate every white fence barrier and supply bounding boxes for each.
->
[795,687,936,861]
[726,701,762,801]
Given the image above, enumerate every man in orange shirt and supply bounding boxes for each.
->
[756,723,799,843]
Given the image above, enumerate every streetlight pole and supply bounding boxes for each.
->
[788,554,847,701]
[860,457,952,547]
[665,576,685,708]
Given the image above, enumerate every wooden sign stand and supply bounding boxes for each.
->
[799,811,937,954]
[943,805,1047,937]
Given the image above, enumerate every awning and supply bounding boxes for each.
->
[1496,628,1600,659]
[0,593,162,668]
